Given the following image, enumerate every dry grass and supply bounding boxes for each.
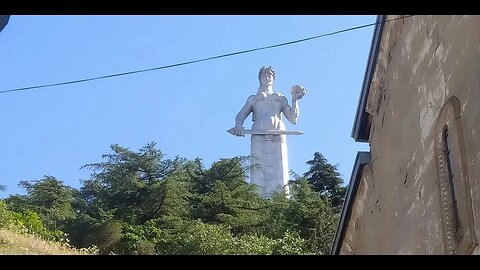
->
[0,229,96,255]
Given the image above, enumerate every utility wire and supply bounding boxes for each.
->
[0,15,413,95]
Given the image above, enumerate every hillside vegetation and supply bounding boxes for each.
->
[1,143,345,255]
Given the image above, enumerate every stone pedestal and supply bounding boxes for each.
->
[250,134,289,198]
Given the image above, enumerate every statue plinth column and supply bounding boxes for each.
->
[227,127,302,197]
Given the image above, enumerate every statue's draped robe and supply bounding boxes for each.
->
[249,92,290,198]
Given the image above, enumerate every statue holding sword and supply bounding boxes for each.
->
[228,66,306,198]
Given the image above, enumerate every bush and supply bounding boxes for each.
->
[0,201,14,228]
[87,220,123,254]
[272,231,314,255]
[120,224,158,255]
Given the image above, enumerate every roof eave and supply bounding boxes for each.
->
[0,15,10,33]
[351,15,386,142]
[331,151,371,255]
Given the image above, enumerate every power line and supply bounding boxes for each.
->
[0,15,413,95]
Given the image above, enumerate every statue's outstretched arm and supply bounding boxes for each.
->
[282,85,306,124]
[282,97,299,124]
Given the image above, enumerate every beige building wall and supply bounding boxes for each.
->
[338,15,480,254]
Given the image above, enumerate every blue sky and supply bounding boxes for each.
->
[0,15,374,197]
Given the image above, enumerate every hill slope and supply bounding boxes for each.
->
[0,229,96,255]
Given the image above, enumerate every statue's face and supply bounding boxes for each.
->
[260,72,274,86]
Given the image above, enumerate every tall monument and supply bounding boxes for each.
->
[228,66,306,198]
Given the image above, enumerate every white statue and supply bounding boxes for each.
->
[228,66,306,198]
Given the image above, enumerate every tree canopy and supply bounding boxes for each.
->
[2,143,345,255]
[303,152,346,211]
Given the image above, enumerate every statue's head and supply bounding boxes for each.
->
[258,66,275,83]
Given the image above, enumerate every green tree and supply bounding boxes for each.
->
[86,219,123,254]
[120,221,161,255]
[64,143,193,253]
[0,200,15,228]
[162,220,275,255]
[303,152,346,210]
[3,194,31,214]
[3,143,346,254]
[6,176,75,231]
[272,231,313,255]
[79,143,190,226]
[262,179,339,254]
[187,157,265,235]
